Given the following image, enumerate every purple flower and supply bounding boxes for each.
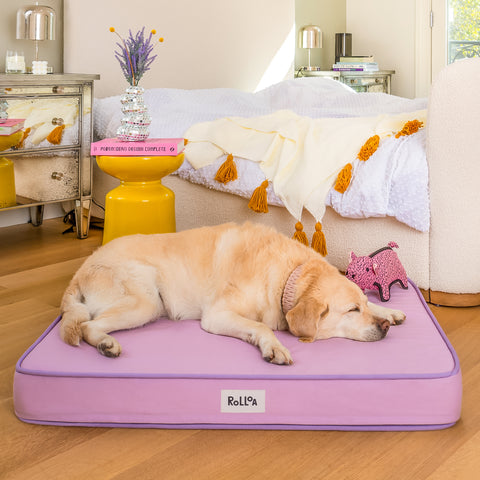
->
[110,27,163,86]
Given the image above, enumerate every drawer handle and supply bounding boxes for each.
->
[52,86,64,94]
[51,172,64,181]
[52,117,64,126]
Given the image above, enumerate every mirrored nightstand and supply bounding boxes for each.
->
[296,69,395,94]
[0,73,99,238]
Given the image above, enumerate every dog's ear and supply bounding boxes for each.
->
[286,297,328,343]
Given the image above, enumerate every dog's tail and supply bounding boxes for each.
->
[59,280,90,346]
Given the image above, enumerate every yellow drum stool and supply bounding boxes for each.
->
[96,154,184,244]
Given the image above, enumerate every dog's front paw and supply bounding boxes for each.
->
[387,309,406,325]
[97,336,122,357]
[262,343,293,365]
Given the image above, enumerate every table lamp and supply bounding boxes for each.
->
[298,24,322,71]
[16,3,56,74]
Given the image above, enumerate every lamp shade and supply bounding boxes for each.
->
[16,5,56,41]
[298,25,322,49]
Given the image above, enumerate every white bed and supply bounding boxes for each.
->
[94,78,429,232]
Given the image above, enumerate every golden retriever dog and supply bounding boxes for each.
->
[60,222,405,365]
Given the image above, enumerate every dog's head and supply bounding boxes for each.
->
[285,260,391,343]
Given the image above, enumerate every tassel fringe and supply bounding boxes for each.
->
[248,180,269,213]
[215,154,238,184]
[47,125,66,145]
[395,119,424,138]
[334,163,353,193]
[311,222,327,256]
[357,134,380,161]
[292,222,309,246]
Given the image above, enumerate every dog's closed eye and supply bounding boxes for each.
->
[348,305,360,313]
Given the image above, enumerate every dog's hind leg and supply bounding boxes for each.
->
[82,293,163,357]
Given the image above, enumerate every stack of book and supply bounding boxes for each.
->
[0,119,25,136]
[333,56,378,72]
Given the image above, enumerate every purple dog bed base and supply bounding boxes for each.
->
[14,281,462,431]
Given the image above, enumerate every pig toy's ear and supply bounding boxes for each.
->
[372,262,379,274]
[349,252,357,262]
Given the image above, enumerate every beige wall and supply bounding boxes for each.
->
[346,0,417,98]
[64,0,296,98]
[0,0,63,73]
[295,0,346,72]
[0,0,422,98]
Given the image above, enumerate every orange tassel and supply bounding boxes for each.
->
[395,119,424,138]
[292,221,309,246]
[214,154,238,184]
[311,222,327,256]
[47,125,66,145]
[334,163,352,193]
[184,138,189,146]
[248,180,269,213]
[357,135,379,161]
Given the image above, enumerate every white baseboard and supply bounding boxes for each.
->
[0,204,64,228]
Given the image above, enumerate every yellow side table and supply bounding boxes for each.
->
[96,153,184,244]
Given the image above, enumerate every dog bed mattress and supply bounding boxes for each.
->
[14,281,461,430]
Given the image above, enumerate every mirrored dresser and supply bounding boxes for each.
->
[0,73,99,238]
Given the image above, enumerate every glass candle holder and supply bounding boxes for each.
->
[5,50,26,74]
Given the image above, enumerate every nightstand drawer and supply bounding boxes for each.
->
[2,96,81,151]
[1,85,82,95]
[343,75,385,86]
[341,75,390,93]
[11,150,80,203]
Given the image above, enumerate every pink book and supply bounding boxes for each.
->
[0,119,25,136]
[91,138,185,156]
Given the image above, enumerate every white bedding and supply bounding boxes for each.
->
[93,78,429,231]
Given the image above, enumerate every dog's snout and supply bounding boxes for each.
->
[377,319,390,336]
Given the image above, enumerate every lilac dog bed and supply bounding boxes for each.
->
[14,281,461,430]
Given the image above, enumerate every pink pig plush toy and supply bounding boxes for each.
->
[345,242,408,302]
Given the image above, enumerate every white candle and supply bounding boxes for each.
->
[6,51,26,73]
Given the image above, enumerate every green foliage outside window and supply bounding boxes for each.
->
[448,0,480,62]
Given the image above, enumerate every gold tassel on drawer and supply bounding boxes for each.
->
[357,134,379,161]
[214,154,238,184]
[292,221,309,246]
[248,180,269,213]
[311,222,327,256]
[334,162,352,193]
[47,124,66,145]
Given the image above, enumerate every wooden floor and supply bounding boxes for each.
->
[1,218,479,480]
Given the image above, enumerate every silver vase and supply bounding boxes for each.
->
[116,86,152,142]
[0,99,8,122]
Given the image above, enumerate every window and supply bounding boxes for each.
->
[447,0,480,63]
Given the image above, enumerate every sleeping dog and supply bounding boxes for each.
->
[60,222,405,365]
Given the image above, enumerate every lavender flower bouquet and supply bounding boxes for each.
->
[110,27,164,86]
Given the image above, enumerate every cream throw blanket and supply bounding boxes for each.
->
[185,109,427,221]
